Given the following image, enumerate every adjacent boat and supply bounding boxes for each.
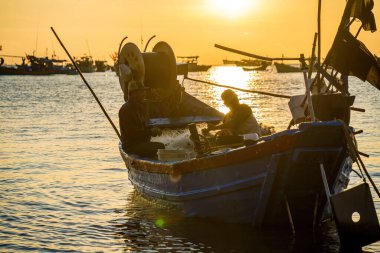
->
[177,56,211,72]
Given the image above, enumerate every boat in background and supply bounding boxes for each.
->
[243,62,269,71]
[0,54,77,75]
[95,60,110,72]
[222,59,236,65]
[235,59,266,67]
[273,62,302,73]
[177,56,211,72]
[74,55,96,73]
[223,58,269,67]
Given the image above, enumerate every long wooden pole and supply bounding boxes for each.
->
[214,44,301,61]
[50,27,121,141]
[185,77,291,99]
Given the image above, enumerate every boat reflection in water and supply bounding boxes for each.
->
[113,191,341,252]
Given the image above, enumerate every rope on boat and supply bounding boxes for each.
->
[51,27,122,141]
[184,77,291,99]
[340,120,380,198]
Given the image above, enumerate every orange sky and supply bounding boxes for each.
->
[1,0,379,65]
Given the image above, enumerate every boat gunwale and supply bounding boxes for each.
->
[120,121,347,175]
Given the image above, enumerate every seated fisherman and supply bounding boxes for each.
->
[205,89,261,137]
[119,80,164,158]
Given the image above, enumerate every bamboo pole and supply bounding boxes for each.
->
[50,27,121,141]
[185,77,291,99]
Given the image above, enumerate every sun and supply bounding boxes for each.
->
[208,0,254,18]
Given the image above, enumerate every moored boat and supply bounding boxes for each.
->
[95,60,110,72]
[114,0,380,236]
[74,55,96,73]
[0,54,77,75]
[274,62,302,73]
[177,56,211,72]
[242,62,269,71]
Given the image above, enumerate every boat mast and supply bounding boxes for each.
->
[317,0,321,84]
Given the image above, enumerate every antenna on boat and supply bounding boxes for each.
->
[35,23,39,56]
[86,40,92,57]
[317,0,322,84]
[50,27,121,141]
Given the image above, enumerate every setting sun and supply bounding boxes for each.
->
[207,0,254,18]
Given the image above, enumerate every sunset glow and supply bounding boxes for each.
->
[0,1,379,65]
[207,0,255,18]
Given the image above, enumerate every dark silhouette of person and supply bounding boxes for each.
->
[119,80,164,158]
[205,89,261,137]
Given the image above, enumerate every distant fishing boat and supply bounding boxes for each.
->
[242,62,269,71]
[223,58,268,67]
[95,60,109,72]
[222,59,236,65]
[74,55,96,73]
[235,59,266,67]
[177,56,211,72]
[273,62,302,73]
[0,54,76,75]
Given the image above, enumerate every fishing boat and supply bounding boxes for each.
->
[273,62,302,73]
[114,0,380,239]
[50,0,379,247]
[95,60,110,72]
[74,55,96,73]
[235,59,266,67]
[242,62,269,71]
[0,54,76,75]
[177,56,211,72]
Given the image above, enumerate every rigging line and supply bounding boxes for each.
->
[51,27,121,141]
[184,77,291,99]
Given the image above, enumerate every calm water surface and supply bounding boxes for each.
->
[1,67,379,252]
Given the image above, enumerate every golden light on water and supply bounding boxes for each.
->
[208,66,251,89]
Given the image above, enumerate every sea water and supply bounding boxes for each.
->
[1,67,379,252]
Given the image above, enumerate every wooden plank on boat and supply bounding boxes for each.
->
[147,116,222,127]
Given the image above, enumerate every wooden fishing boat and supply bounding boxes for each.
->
[274,62,302,73]
[74,55,96,73]
[120,109,352,228]
[113,0,380,235]
[116,39,358,230]
[242,62,269,71]
[177,56,211,72]
[0,54,76,75]
[48,0,380,249]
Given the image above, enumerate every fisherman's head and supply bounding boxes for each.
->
[221,89,239,108]
[128,80,148,102]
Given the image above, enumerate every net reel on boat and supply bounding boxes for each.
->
[117,40,183,117]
